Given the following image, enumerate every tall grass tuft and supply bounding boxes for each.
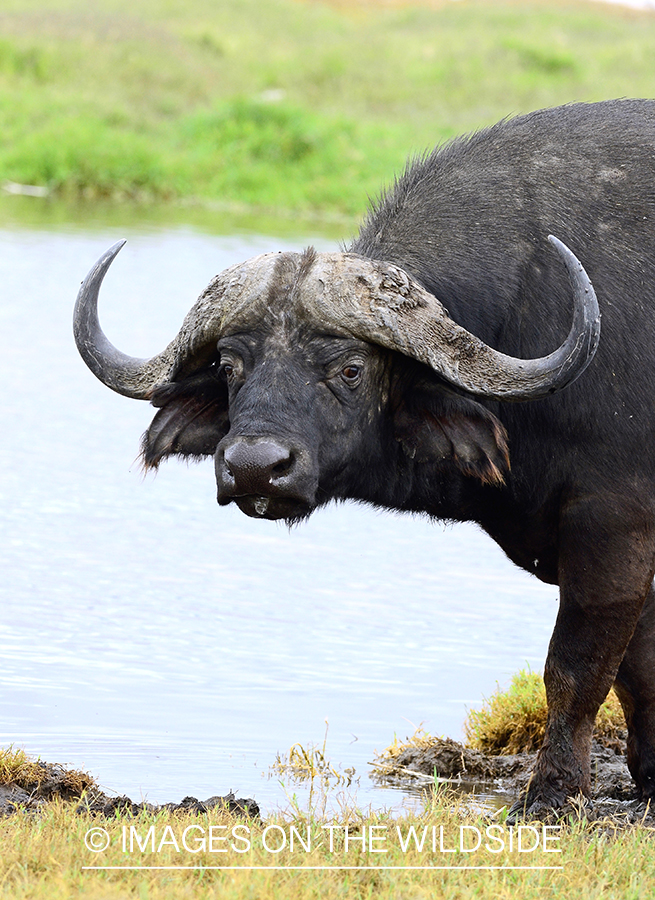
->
[464,669,625,754]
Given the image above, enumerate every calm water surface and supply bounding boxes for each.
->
[0,217,559,811]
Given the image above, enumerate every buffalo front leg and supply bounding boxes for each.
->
[614,583,655,799]
[510,492,655,818]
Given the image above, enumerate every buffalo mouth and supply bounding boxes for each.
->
[225,494,313,521]
[215,436,317,520]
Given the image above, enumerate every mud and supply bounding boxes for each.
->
[76,790,260,819]
[0,759,259,819]
[371,734,655,826]
[1,739,652,826]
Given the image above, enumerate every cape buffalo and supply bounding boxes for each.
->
[74,98,655,818]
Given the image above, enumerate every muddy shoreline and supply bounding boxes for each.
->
[2,737,653,826]
[371,734,655,826]
[0,760,260,819]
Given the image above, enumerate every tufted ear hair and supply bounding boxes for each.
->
[141,368,229,470]
[393,381,510,486]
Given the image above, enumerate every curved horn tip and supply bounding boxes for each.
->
[76,240,128,294]
[547,233,599,313]
[74,238,163,400]
[546,232,601,372]
[547,234,583,272]
[92,238,128,276]
[108,237,128,256]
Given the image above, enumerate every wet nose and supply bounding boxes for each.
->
[222,439,295,495]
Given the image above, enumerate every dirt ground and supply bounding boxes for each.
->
[0,760,259,819]
[371,733,655,825]
[1,739,652,826]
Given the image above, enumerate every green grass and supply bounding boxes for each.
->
[464,669,626,754]
[1,0,655,220]
[0,686,647,899]
[1,790,655,899]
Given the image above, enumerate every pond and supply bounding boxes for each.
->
[0,199,559,812]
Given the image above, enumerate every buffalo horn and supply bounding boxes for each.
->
[73,241,176,399]
[74,237,599,403]
[73,242,277,398]
[307,236,600,401]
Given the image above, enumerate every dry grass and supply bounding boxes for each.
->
[464,670,625,755]
[272,723,357,787]
[1,786,654,899]
[372,669,627,773]
[370,725,443,780]
[0,687,651,899]
[0,746,96,796]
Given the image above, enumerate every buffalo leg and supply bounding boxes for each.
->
[614,583,655,799]
[510,493,655,817]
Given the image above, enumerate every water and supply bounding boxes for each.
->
[0,210,559,812]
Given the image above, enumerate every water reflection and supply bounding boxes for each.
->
[0,207,558,811]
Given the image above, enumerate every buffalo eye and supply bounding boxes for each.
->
[219,354,243,385]
[340,364,362,386]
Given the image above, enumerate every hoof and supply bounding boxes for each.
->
[506,791,591,824]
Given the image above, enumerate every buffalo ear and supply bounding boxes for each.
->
[393,385,510,486]
[141,370,229,469]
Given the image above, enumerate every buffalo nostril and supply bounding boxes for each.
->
[222,440,296,494]
[271,452,295,478]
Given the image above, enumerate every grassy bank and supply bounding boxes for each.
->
[1,793,654,899]
[0,674,651,899]
[1,0,655,220]
[464,669,625,754]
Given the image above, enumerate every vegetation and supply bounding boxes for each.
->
[1,784,655,899]
[0,746,94,796]
[3,1,655,894]
[0,678,648,899]
[374,724,440,770]
[1,0,655,223]
[272,722,357,786]
[464,669,626,754]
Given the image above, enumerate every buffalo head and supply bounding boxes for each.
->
[74,238,599,522]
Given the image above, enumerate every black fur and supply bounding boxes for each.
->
[141,100,655,816]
